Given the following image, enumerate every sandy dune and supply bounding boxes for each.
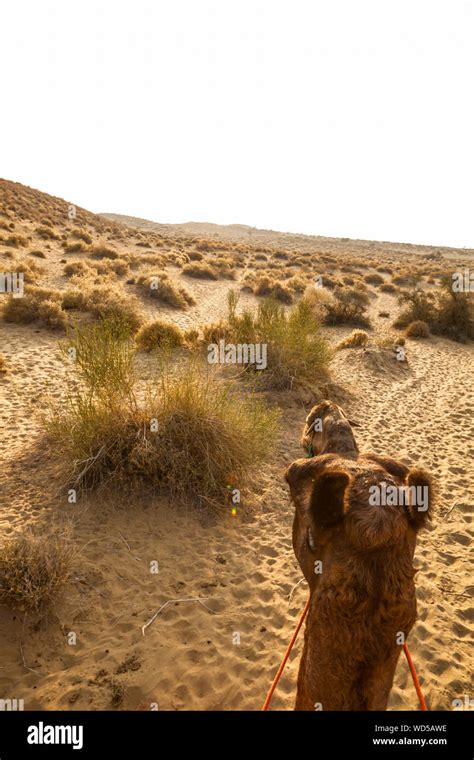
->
[0,180,472,711]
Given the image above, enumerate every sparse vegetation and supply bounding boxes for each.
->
[137,272,195,308]
[136,319,184,351]
[308,286,371,328]
[337,329,370,349]
[182,262,218,280]
[0,526,73,611]
[45,320,279,508]
[203,291,332,390]
[405,320,430,338]
[2,285,68,329]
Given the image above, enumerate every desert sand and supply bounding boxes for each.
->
[0,179,472,710]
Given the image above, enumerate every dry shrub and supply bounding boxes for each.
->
[253,275,293,303]
[89,244,118,260]
[0,354,7,373]
[65,258,130,279]
[2,235,28,248]
[364,272,384,285]
[202,291,332,390]
[380,282,397,293]
[392,272,419,288]
[182,262,218,280]
[405,320,430,338]
[337,329,370,349]
[29,249,47,259]
[137,272,195,308]
[3,285,68,329]
[80,286,143,332]
[188,250,204,261]
[45,322,279,509]
[64,260,91,277]
[432,286,473,341]
[213,257,237,279]
[61,283,143,332]
[393,289,436,330]
[313,286,371,328]
[0,526,73,611]
[71,228,93,244]
[35,225,60,240]
[64,240,89,254]
[136,320,184,351]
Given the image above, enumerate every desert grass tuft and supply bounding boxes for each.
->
[337,329,370,349]
[45,324,279,509]
[0,526,73,612]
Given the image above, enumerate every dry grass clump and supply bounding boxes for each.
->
[1,234,28,248]
[307,285,371,328]
[393,283,473,341]
[89,243,118,260]
[337,329,370,349]
[137,272,195,309]
[188,250,204,261]
[136,320,184,351]
[64,260,91,277]
[405,320,430,338]
[0,354,7,373]
[45,321,279,508]
[64,240,89,254]
[364,272,384,286]
[202,291,332,390]
[63,284,143,333]
[64,258,130,279]
[71,228,93,244]
[253,275,293,304]
[35,225,60,240]
[3,285,68,329]
[380,282,397,293]
[0,526,73,611]
[213,256,237,279]
[29,249,47,259]
[392,272,419,288]
[182,262,218,280]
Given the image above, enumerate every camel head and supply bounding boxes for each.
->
[301,400,360,458]
[285,455,433,591]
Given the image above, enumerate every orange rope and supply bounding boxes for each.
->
[262,596,428,711]
[403,641,428,711]
[262,596,310,711]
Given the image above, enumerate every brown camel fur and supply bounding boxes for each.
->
[285,400,434,710]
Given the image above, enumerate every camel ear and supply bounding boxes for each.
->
[309,470,351,529]
[406,468,433,530]
[348,419,360,428]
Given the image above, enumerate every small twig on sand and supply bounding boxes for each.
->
[439,587,472,598]
[19,641,46,676]
[73,575,106,597]
[287,577,307,604]
[142,597,217,636]
[443,502,459,520]
[118,532,142,562]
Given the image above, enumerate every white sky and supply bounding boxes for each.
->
[2,0,473,247]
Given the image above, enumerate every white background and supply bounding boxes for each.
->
[1,0,473,246]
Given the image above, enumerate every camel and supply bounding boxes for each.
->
[284,400,433,710]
